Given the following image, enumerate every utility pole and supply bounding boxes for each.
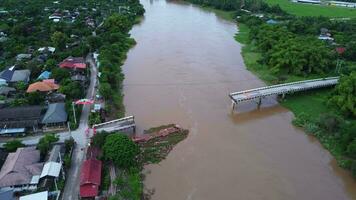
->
[72,102,77,125]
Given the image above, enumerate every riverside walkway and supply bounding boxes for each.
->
[229,77,339,110]
[92,116,136,133]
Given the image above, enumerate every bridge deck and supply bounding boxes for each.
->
[229,77,339,103]
[93,116,135,133]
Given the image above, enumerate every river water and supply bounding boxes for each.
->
[122,0,356,199]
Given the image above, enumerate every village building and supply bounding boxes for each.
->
[46,93,66,103]
[0,106,45,135]
[79,159,102,199]
[41,103,68,130]
[38,47,56,54]
[0,188,14,200]
[39,145,64,189]
[0,86,16,97]
[37,71,52,80]
[19,191,48,200]
[0,147,44,192]
[26,79,59,93]
[16,53,32,61]
[59,56,87,70]
[0,66,31,85]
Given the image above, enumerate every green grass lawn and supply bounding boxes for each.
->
[281,89,332,119]
[266,0,356,18]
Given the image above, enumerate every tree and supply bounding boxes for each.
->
[329,72,356,117]
[346,139,356,159]
[26,91,45,105]
[103,14,131,33]
[103,134,140,168]
[99,82,112,100]
[87,36,102,51]
[51,31,68,50]
[15,81,27,91]
[52,68,70,82]
[4,140,25,152]
[37,133,59,156]
[59,81,84,99]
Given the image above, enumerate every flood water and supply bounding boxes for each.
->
[122,0,356,199]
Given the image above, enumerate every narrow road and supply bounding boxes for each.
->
[60,53,98,200]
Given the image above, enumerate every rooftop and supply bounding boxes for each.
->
[0,147,43,187]
[20,191,48,200]
[41,103,67,124]
[0,106,45,128]
[26,81,59,93]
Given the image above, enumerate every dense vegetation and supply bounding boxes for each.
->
[186,0,356,178]
[0,0,144,128]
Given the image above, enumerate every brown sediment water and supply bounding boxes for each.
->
[122,0,356,199]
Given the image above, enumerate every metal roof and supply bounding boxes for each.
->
[41,103,67,124]
[10,70,30,83]
[0,106,45,128]
[20,191,48,200]
[40,162,62,178]
[0,188,14,200]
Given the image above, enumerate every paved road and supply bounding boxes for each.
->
[60,54,98,200]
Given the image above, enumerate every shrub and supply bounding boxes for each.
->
[4,140,25,152]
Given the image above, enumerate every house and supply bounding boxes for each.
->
[79,159,102,198]
[10,70,31,83]
[20,191,48,200]
[0,188,14,200]
[41,103,68,129]
[16,54,32,61]
[266,19,278,25]
[46,93,66,103]
[59,57,86,70]
[0,66,31,85]
[39,145,64,189]
[0,147,44,192]
[49,12,62,22]
[37,71,52,80]
[0,86,16,97]
[85,17,95,28]
[0,32,7,42]
[71,74,87,83]
[38,47,56,54]
[0,106,45,135]
[26,80,59,93]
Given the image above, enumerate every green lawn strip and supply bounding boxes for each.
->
[265,0,356,18]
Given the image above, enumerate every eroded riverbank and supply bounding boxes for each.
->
[122,0,356,199]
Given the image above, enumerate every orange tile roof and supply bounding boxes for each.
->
[26,81,59,93]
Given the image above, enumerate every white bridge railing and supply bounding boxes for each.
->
[92,116,135,132]
[229,77,339,110]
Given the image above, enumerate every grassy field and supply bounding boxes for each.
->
[266,0,356,18]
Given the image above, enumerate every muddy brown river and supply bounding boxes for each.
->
[123,0,356,199]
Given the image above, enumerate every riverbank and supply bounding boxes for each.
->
[235,22,356,175]
[186,2,356,177]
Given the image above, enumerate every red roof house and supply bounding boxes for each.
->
[59,57,86,70]
[79,159,102,198]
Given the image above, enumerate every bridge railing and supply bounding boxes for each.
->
[92,116,135,129]
[229,77,339,97]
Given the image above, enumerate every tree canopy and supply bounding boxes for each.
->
[103,134,140,168]
[329,72,356,117]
